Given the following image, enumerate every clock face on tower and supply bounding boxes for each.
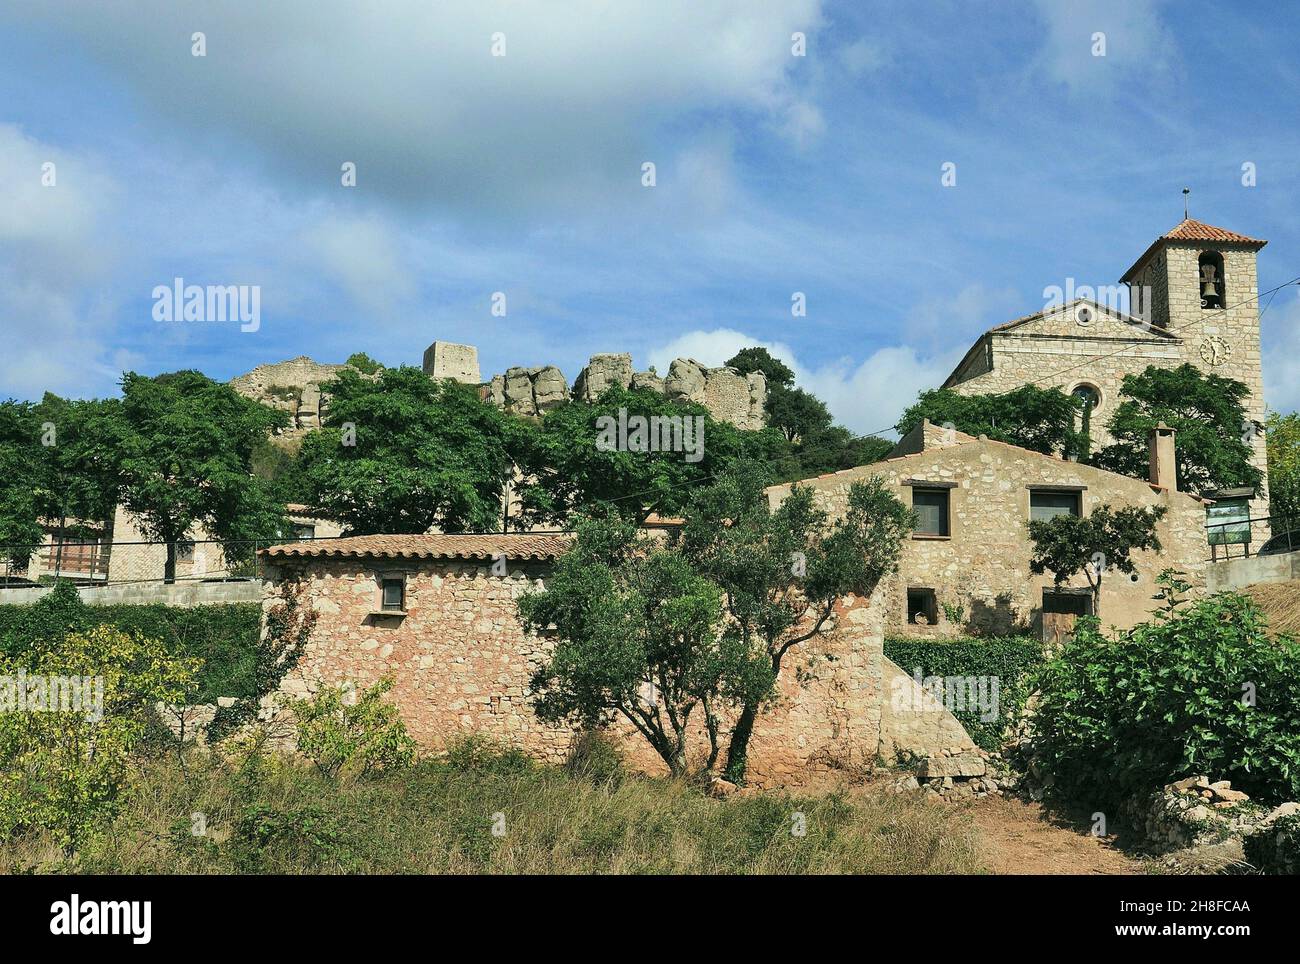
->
[1199,336,1231,367]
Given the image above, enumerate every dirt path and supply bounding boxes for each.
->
[962,795,1145,875]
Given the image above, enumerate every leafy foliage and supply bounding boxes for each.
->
[520,514,767,776]
[0,624,197,851]
[1266,411,1300,528]
[726,347,893,476]
[209,578,317,739]
[290,677,418,780]
[109,370,289,580]
[1031,593,1300,808]
[1093,364,1262,493]
[297,366,518,534]
[895,385,1086,457]
[883,636,1044,751]
[0,583,260,702]
[679,462,914,782]
[343,352,383,375]
[513,384,785,526]
[1027,503,1165,620]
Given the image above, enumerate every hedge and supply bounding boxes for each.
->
[0,583,260,702]
[883,635,1044,752]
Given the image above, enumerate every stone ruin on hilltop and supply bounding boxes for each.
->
[229,341,768,434]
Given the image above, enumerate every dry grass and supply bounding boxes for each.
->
[1,742,987,875]
[1242,579,1300,639]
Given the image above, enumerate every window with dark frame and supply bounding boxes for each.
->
[911,487,950,536]
[380,576,405,612]
[1029,489,1081,522]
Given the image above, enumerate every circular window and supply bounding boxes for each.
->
[1074,304,1094,327]
[1071,383,1101,412]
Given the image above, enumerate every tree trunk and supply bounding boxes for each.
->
[164,541,177,584]
[723,701,758,784]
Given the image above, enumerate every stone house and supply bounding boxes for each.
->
[259,533,977,786]
[766,419,1212,640]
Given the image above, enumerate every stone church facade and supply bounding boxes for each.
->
[941,219,1269,527]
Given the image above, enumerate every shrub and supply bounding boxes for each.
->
[1031,593,1300,809]
[1244,813,1300,875]
[0,624,197,852]
[290,678,417,779]
[0,583,260,701]
[884,635,1043,752]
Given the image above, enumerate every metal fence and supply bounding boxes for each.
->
[1205,514,1299,562]
[0,534,342,590]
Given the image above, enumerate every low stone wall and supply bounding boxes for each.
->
[265,556,978,788]
[0,580,262,607]
[1207,549,1300,592]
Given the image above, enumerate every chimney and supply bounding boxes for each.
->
[1148,422,1177,492]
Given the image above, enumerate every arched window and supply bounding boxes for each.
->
[1198,251,1225,309]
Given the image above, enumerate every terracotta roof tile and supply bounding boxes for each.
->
[1161,218,1266,244]
[260,533,574,562]
[1121,219,1266,281]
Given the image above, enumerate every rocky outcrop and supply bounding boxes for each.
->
[490,354,768,430]
[572,353,634,401]
[229,356,354,436]
[490,365,569,417]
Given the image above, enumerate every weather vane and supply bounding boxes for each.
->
[1183,186,1190,219]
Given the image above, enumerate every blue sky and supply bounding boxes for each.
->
[2,0,1298,434]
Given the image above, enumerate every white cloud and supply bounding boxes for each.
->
[21,0,825,213]
[1264,291,1300,415]
[0,124,121,399]
[1028,0,1177,95]
[647,327,956,437]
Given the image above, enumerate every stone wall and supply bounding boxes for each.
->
[0,579,262,607]
[264,557,976,787]
[767,430,1211,636]
[229,355,354,437]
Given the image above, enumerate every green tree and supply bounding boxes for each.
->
[344,352,383,375]
[896,385,1086,457]
[297,366,519,534]
[0,400,44,572]
[111,371,289,581]
[725,347,891,476]
[0,623,198,853]
[513,384,783,526]
[520,514,767,776]
[1266,411,1300,528]
[1093,364,1262,494]
[678,462,914,783]
[1027,503,1166,621]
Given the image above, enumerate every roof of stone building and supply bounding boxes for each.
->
[982,297,1174,338]
[1121,218,1267,281]
[941,297,1173,390]
[260,533,574,562]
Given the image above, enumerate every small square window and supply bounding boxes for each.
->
[907,588,938,626]
[381,577,405,612]
[176,540,196,562]
[295,524,316,541]
[912,488,950,536]
[1029,490,1081,522]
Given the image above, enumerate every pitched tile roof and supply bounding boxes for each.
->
[1121,219,1266,281]
[1161,218,1266,244]
[260,533,574,562]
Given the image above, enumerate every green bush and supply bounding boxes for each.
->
[884,635,1043,752]
[1032,593,1300,809]
[0,583,260,701]
[290,678,418,780]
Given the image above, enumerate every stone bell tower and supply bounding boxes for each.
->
[1121,218,1269,510]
